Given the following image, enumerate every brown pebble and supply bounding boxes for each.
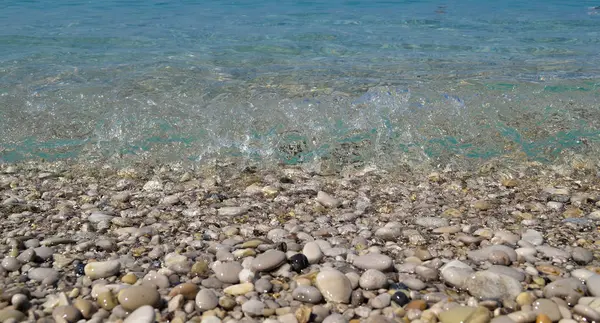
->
[405,300,427,311]
[121,273,138,285]
[488,250,511,266]
[168,283,199,300]
[96,291,117,311]
[73,299,95,319]
[536,314,552,323]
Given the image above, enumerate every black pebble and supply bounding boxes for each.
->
[391,291,410,307]
[389,282,410,291]
[289,253,310,273]
[75,263,85,276]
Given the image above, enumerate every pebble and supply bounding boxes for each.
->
[323,313,349,323]
[573,304,600,322]
[292,286,323,304]
[587,275,600,297]
[73,299,95,318]
[359,269,388,290]
[290,253,310,273]
[353,253,393,271]
[143,271,170,289]
[532,299,562,321]
[251,250,287,272]
[123,305,155,323]
[195,289,218,312]
[52,305,82,323]
[224,282,254,295]
[414,217,449,228]
[117,285,161,311]
[440,260,474,288]
[543,278,586,299]
[468,245,517,263]
[317,191,341,208]
[168,282,199,300]
[214,262,242,283]
[571,247,593,264]
[303,242,324,264]
[0,309,26,322]
[465,271,522,301]
[29,268,59,285]
[1,257,20,271]
[242,299,266,316]
[391,291,410,307]
[316,269,353,303]
[371,293,391,309]
[84,260,121,279]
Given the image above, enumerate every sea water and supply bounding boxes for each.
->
[1,0,599,169]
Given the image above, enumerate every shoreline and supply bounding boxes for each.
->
[0,158,599,322]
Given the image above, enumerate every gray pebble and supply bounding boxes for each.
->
[255,278,273,293]
[371,293,391,309]
[1,257,20,271]
[214,262,242,284]
[241,299,265,316]
[572,247,593,265]
[29,268,59,284]
[195,289,218,312]
[292,286,323,304]
[359,269,388,290]
[587,275,600,297]
[353,253,393,272]
[251,250,286,272]
[323,313,349,323]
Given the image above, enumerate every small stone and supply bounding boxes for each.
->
[11,294,28,310]
[359,269,388,290]
[242,299,265,316]
[572,247,593,265]
[195,289,218,312]
[315,269,353,303]
[532,299,561,321]
[414,217,449,228]
[440,260,474,288]
[293,286,323,304]
[290,253,310,273]
[251,250,287,272]
[405,300,427,311]
[1,257,20,271]
[317,191,341,208]
[143,270,170,289]
[303,242,324,264]
[465,271,522,301]
[168,294,184,312]
[219,296,236,310]
[190,260,210,277]
[536,314,552,323]
[439,306,477,323]
[0,309,26,322]
[371,293,391,309]
[52,305,82,323]
[117,285,161,311]
[218,206,249,217]
[391,291,410,307]
[223,282,254,295]
[587,275,600,297]
[516,292,535,307]
[29,268,59,285]
[84,260,121,279]
[73,299,95,319]
[214,262,242,283]
[353,253,393,271]
[97,291,118,311]
[473,200,492,210]
[488,250,512,266]
[169,283,199,300]
[123,305,155,323]
[543,278,585,299]
[522,229,544,246]
[573,304,600,322]
[121,273,138,284]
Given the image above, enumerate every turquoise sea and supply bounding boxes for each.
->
[1,1,599,169]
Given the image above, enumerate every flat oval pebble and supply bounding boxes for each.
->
[359,269,388,290]
[143,270,170,289]
[251,249,287,272]
[316,269,353,303]
[214,261,242,283]
[85,260,121,279]
[168,282,199,300]
[303,242,324,264]
[29,268,59,284]
[73,299,95,319]
[465,271,522,301]
[0,308,26,322]
[292,286,323,304]
[353,253,393,271]
[532,298,562,321]
[52,305,82,323]
[117,285,160,311]
[195,289,218,312]
[224,282,254,295]
[123,305,155,323]
[572,247,593,264]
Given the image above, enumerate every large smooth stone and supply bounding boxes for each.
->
[316,269,353,303]
[117,285,160,311]
[84,260,121,279]
[214,262,242,283]
[587,274,600,297]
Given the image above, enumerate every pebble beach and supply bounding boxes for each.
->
[0,158,599,323]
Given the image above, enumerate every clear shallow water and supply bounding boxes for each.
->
[1,1,600,168]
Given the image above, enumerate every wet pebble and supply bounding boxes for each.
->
[52,305,82,323]
[117,285,160,311]
[214,261,242,283]
[84,260,121,279]
[316,269,353,303]
[251,250,287,272]
[292,286,323,304]
[359,269,388,290]
[123,305,155,323]
[290,253,310,273]
[195,289,218,312]
[353,253,393,271]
